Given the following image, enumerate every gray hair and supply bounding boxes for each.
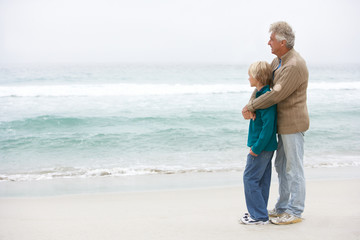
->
[269,21,295,49]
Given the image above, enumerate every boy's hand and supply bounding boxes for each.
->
[249,148,258,157]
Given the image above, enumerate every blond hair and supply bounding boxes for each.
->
[248,61,272,86]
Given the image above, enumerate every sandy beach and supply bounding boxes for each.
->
[1,167,359,240]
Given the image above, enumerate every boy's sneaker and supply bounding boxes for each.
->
[239,214,269,225]
[270,212,302,225]
[239,213,250,223]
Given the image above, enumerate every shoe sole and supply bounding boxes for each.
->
[271,218,302,225]
[268,212,285,218]
[239,219,269,225]
[244,221,269,225]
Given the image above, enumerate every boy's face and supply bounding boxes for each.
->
[248,74,258,87]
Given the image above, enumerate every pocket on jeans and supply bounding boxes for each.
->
[247,153,256,161]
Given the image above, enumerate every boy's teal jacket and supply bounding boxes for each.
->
[247,85,278,155]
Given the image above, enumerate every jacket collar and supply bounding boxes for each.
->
[279,48,295,63]
[256,85,270,96]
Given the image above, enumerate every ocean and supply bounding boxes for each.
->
[1,63,360,196]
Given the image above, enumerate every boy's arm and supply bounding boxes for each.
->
[251,106,276,155]
[247,66,304,112]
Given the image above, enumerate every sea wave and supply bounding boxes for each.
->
[0,166,244,182]
[1,161,359,182]
[309,82,360,90]
[1,82,359,97]
[0,83,251,97]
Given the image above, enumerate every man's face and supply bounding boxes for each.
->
[268,33,282,56]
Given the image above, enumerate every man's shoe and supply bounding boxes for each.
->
[268,208,283,218]
[270,212,302,225]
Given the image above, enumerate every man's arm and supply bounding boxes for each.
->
[247,66,304,112]
[242,89,257,119]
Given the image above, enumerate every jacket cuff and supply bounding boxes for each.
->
[251,146,261,155]
[247,100,255,112]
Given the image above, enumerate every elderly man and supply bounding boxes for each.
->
[242,21,309,225]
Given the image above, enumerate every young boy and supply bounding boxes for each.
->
[240,61,278,225]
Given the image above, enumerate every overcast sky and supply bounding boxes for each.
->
[1,0,359,65]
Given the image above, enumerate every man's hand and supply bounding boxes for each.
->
[242,106,256,120]
[249,148,258,157]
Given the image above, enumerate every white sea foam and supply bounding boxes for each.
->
[308,81,360,90]
[0,84,251,97]
[0,165,244,182]
[1,82,359,97]
[1,159,359,182]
